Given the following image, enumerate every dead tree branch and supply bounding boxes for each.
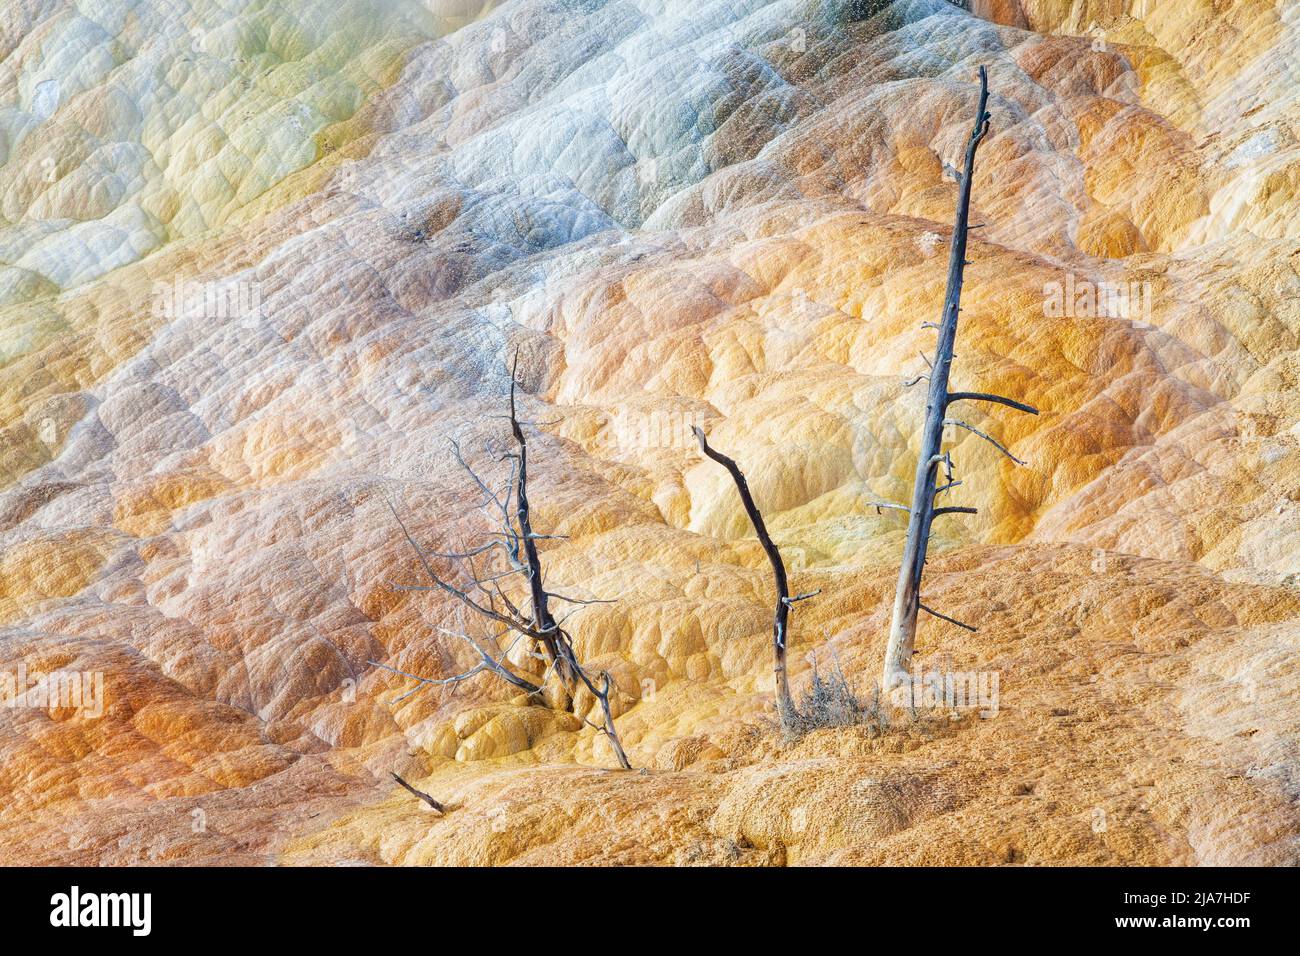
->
[918,603,978,632]
[391,772,446,813]
[943,418,1027,465]
[374,354,633,769]
[693,425,806,724]
[947,391,1039,415]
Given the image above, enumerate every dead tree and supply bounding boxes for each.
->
[693,426,818,725]
[372,355,632,770]
[879,67,1038,699]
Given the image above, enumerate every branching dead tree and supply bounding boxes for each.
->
[371,355,632,770]
[390,772,445,813]
[880,67,1039,700]
[693,426,818,725]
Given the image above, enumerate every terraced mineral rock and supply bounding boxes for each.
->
[0,0,1297,865]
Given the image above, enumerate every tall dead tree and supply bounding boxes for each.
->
[373,356,632,770]
[693,426,818,725]
[879,67,1038,699]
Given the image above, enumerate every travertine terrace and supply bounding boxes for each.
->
[0,0,1297,865]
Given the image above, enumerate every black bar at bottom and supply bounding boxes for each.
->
[1,866,1286,943]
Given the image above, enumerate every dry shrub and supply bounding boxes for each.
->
[784,654,889,737]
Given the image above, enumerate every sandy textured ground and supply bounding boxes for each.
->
[0,0,1297,865]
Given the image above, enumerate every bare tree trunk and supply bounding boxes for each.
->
[882,67,1036,700]
[507,371,577,697]
[693,427,817,725]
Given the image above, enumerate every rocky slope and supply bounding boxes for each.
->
[0,0,1296,865]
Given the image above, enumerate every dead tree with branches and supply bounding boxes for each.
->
[372,356,632,770]
[693,426,818,725]
[878,67,1039,701]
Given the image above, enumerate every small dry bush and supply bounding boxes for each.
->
[783,654,889,737]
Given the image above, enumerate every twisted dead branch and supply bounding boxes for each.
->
[692,425,817,725]
[372,354,632,770]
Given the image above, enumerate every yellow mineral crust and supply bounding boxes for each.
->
[0,0,1296,865]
